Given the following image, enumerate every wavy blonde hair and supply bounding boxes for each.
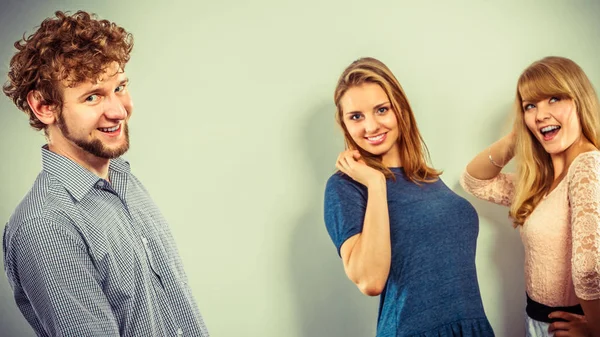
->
[510,56,600,226]
[333,57,441,183]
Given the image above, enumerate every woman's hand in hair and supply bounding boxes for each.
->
[336,150,384,188]
[336,149,391,296]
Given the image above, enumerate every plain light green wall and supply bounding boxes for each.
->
[1,0,599,336]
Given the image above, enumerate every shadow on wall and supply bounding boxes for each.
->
[287,102,378,337]
[452,105,526,336]
[455,186,526,337]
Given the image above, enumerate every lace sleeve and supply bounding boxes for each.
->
[569,152,600,300]
[459,169,515,207]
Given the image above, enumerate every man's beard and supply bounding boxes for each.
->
[56,117,130,159]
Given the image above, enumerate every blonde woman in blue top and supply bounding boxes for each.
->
[324,57,494,336]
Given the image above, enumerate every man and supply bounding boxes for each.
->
[2,10,209,336]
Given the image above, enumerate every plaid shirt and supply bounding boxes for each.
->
[3,146,209,337]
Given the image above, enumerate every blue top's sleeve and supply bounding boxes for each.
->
[5,218,120,336]
[323,173,368,256]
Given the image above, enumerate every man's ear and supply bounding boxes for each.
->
[26,90,57,125]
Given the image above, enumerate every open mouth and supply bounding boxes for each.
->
[98,124,121,134]
[540,125,560,141]
[365,133,387,145]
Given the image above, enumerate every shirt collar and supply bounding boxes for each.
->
[41,145,131,201]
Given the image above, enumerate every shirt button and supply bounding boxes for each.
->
[176,328,183,335]
[96,181,105,188]
[141,237,148,245]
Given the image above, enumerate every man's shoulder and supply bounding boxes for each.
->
[6,171,74,235]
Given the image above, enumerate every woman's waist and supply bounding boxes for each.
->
[525,283,579,307]
[526,292,583,324]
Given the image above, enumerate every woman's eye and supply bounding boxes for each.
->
[377,107,388,114]
[523,103,534,111]
[115,85,125,93]
[350,114,362,121]
[86,95,99,102]
[549,96,561,103]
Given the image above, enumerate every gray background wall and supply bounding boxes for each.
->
[1,0,599,336]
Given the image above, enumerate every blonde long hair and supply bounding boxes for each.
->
[510,56,600,226]
[333,57,441,183]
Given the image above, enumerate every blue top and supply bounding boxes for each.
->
[324,168,494,337]
[3,146,209,337]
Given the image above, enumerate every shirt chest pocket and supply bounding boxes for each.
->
[140,233,176,291]
[129,206,185,289]
[141,232,190,293]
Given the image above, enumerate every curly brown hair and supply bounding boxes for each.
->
[2,10,134,132]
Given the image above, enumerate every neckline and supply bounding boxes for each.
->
[543,150,600,200]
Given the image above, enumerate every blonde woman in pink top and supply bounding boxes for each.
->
[461,56,600,337]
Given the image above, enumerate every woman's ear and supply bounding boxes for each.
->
[26,90,57,125]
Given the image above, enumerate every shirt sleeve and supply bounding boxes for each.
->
[459,169,516,207]
[4,217,120,336]
[323,173,368,256]
[568,152,600,300]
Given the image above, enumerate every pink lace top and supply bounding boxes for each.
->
[460,151,600,306]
